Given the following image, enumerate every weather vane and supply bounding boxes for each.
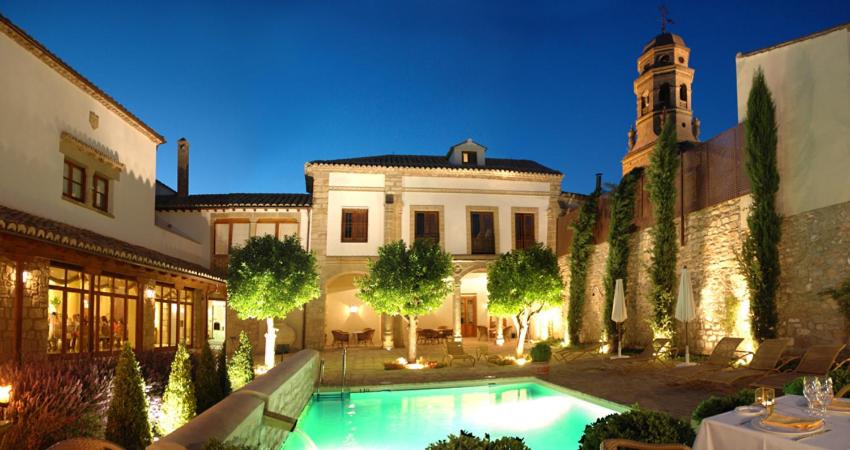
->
[659,5,674,33]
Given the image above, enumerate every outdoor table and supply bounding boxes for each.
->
[693,395,850,450]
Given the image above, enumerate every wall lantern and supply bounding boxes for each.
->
[0,384,11,423]
[21,271,31,284]
[145,288,156,300]
[348,305,360,314]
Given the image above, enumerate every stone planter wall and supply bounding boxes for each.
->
[149,349,321,450]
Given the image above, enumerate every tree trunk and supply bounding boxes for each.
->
[513,315,529,357]
[407,315,417,362]
[264,317,277,369]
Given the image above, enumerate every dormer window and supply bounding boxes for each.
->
[461,151,477,165]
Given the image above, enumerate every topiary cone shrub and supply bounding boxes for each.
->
[228,331,255,391]
[217,343,232,397]
[106,344,152,450]
[158,342,197,436]
[194,340,224,414]
[579,410,695,450]
[530,342,552,363]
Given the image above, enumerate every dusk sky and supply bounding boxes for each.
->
[4,1,849,194]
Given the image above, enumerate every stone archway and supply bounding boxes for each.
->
[323,272,381,348]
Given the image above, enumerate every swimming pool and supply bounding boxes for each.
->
[282,379,625,450]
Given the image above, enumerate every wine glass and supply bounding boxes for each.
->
[818,377,834,415]
[803,376,821,415]
[755,387,776,415]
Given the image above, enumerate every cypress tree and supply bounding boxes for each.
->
[105,343,152,450]
[194,340,223,414]
[217,343,232,396]
[159,342,197,435]
[603,170,640,343]
[228,331,255,390]
[567,188,600,344]
[740,68,781,342]
[646,117,680,337]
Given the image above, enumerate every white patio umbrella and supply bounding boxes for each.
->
[675,267,697,365]
[610,279,628,359]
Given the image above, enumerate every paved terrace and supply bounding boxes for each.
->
[300,340,730,420]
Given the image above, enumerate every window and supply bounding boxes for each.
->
[213,221,251,255]
[414,211,440,243]
[470,211,495,254]
[341,209,368,242]
[679,84,688,103]
[256,221,299,240]
[93,175,109,211]
[93,274,138,351]
[515,213,536,250]
[63,160,85,202]
[154,285,194,348]
[461,151,477,165]
[659,83,671,107]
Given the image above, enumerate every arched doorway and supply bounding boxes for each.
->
[324,273,381,347]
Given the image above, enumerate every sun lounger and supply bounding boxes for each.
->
[753,343,846,390]
[553,342,602,363]
[667,337,744,383]
[445,341,476,367]
[692,338,789,388]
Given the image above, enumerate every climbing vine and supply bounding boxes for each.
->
[603,169,640,343]
[567,187,600,344]
[646,117,680,337]
[738,68,781,342]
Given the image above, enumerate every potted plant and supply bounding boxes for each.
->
[530,342,552,375]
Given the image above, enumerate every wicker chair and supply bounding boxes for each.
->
[46,438,125,450]
[357,328,375,346]
[477,325,489,341]
[331,329,350,348]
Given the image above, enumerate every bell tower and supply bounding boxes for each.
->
[622,32,699,174]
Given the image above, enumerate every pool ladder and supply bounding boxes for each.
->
[314,346,350,401]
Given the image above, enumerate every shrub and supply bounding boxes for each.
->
[567,189,599,344]
[106,344,153,450]
[195,340,224,414]
[0,356,114,450]
[200,438,255,450]
[530,343,552,362]
[784,367,850,396]
[228,331,255,390]
[159,343,197,435]
[579,410,695,450]
[426,430,530,450]
[692,389,754,425]
[217,343,232,396]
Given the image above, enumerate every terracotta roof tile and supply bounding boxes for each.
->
[155,193,312,211]
[307,154,561,175]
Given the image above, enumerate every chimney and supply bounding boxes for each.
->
[595,173,602,193]
[177,138,189,197]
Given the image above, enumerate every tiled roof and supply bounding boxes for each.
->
[307,154,562,175]
[156,193,312,211]
[0,205,223,282]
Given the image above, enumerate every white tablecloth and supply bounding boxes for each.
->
[693,395,850,450]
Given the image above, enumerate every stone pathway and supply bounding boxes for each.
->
[304,340,729,420]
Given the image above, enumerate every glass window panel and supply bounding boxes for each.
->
[154,301,162,348]
[114,278,126,295]
[66,292,82,353]
[48,289,63,354]
[185,304,193,346]
[97,276,113,293]
[126,279,138,296]
[256,222,276,238]
[279,222,299,238]
[63,163,69,178]
[112,297,126,351]
[81,294,92,352]
[169,303,178,346]
[49,266,65,286]
[97,295,111,351]
[72,166,83,183]
[231,223,250,249]
[67,270,83,289]
[127,298,137,349]
[179,304,187,345]
[214,223,230,255]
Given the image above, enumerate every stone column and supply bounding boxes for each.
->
[304,293,326,350]
[452,276,462,342]
[140,279,156,351]
[496,317,504,346]
[382,313,393,350]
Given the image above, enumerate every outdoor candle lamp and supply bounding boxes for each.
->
[0,385,10,408]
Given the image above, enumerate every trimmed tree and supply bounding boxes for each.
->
[566,187,599,344]
[228,331,255,390]
[488,244,564,356]
[158,343,196,436]
[739,68,781,342]
[603,169,640,345]
[217,343,232,396]
[227,234,320,369]
[356,239,453,361]
[194,340,223,414]
[105,343,152,450]
[646,117,680,337]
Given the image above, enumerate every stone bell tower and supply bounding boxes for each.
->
[622,32,699,174]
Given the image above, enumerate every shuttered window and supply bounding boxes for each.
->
[470,211,495,254]
[514,213,536,250]
[341,209,368,242]
[414,211,440,243]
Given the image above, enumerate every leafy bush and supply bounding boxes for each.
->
[426,430,530,450]
[530,343,552,362]
[106,344,152,450]
[0,356,114,450]
[228,331,255,390]
[159,343,197,435]
[579,410,695,450]
[784,367,850,396]
[692,389,754,425]
[200,438,255,449]
[195,340,224,413]
[217,343,232,396]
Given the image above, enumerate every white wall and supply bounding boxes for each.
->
[736,26,850,216]
[0,30,207,266]
[326,172,385,256]
[324,273,381,342]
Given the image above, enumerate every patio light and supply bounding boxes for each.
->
[145,288,156,300]
[21,271,30,284]
[0,385,10,408]
[348,305,360,314]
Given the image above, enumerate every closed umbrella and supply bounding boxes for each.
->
[610,279,628,359]
[675,267,697,365]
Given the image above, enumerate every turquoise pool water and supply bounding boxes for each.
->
[282,381,622,450]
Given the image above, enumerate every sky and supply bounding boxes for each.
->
[3,1,849,194]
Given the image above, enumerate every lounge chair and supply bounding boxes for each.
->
[601,439,689,450]
[753,343,846,390]
[445,341,476,367]
[553,342,602,363]
[331,329,350,348]
[477,325,489,341]
[667,337,744,383]
[692,338,789,388]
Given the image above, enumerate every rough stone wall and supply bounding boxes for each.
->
[776,200,850,347]
[20,258,49,360]
[0,258,15,362]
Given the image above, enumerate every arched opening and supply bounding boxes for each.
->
[679,84,688,104]
[324,273,380,347]
[658,83,671,107]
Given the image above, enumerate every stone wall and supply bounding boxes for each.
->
[0,258,15,362]
[149,349,321,450]
[563,194,850,354]
[0,256,49,363]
